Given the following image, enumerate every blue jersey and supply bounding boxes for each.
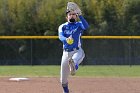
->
[58,15,89,50]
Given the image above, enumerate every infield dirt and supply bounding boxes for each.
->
[0,77,140,93]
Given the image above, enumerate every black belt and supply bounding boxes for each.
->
[64,47,79,52]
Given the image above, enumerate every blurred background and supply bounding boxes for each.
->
[0,0,140,65]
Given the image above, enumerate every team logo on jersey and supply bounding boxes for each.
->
[64,27,79,35]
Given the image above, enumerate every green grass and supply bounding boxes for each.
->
[77,65,140,77]
[0,65,140,77]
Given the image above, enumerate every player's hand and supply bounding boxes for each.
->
[66,37,74,45]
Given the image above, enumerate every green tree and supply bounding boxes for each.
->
[124,0,140,35]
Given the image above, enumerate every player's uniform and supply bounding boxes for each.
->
[58,15,89,92]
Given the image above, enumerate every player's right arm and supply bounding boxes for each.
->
[58,24,67,43]
[58,24,74,45]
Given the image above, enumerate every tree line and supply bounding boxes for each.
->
[0,0,140,36]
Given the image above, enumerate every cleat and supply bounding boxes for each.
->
[69,59,76,76]
[63,90,69,93]
[63,89,69,93]
[62,83,69,93]
[75,64,79,70]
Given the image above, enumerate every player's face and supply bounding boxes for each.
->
[66,11,77,23]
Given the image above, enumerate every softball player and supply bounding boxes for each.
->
[58,2,89,93]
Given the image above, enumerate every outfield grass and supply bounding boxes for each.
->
[0,65,140,77]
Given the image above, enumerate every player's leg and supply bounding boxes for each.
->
[68,47,85,76]
[60,51,70,93]
[72,47,85,70]
[67,50,78,76]
[68,58,76,76]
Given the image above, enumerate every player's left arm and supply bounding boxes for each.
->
[79,15,89,30]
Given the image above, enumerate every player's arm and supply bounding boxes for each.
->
[68,2,89,30]
[58,25,67,43]
[58,25,74,45]
[79,15,89,30]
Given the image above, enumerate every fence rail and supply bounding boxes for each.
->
[0,36,140,39]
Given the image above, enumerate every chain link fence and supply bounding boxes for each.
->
[0,37,140,65]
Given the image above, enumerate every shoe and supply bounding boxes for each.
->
[62,83,69,93]
[69,59,76,76]
[63,90,69,93]
[63,89,69,93]
[75,64,79,70]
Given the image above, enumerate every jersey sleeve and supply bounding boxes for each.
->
[79,15,89,30]
[58,24,67,43]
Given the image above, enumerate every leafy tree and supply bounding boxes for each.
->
[0,0,140,36]
[124,0,140,35]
